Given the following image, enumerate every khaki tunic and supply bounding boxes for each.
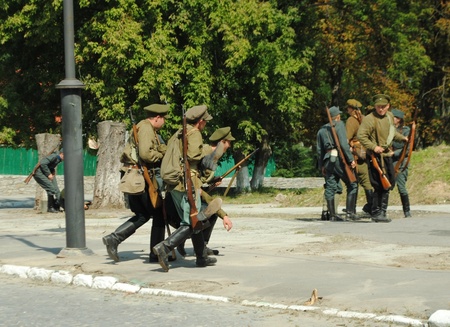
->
[357,111,405,152]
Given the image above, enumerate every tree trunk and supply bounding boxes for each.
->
[250,135,272,190]
[235,151,251,194]
[34,133,62,212]
[91,121,126,209]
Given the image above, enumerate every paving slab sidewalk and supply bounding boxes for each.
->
[1,198,450,326]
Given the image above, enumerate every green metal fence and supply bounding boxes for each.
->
[0,147,98,176]
[0,147,274,177]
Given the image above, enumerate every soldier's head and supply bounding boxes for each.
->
[144,104,169,130]
[346,99,362,114]
[373,94,391,116]
[391,108,404,127]
[185,105,213,130]
[209,126,235,151]
[329,106,342,121]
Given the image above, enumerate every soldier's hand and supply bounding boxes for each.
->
[48,174,54,181]
[223,215,233,231]
[157,144,167,155]
[350,161,356,169]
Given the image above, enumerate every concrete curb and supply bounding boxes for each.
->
[2,263,443,326]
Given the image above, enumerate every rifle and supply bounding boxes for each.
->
[325,107,357,183]
[207,148,259,192]
[129,108,162,208]
[24,143,61,184]
[370,153,392,190]
[394,107,418,177]
[182,108,203,230]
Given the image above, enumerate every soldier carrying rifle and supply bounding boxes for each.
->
[357,94,408,223]
[316,106,357,221]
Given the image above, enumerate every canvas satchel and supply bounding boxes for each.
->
[119,167,145,195]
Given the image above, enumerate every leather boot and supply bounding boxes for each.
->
[102,221,136,262]
[47,195,58,213]
[362,189,373,215]
[372,192,391,223]
[153,225,192,272]
[202,215,219,255]
[192,232,217,267]
[345,193,359,221]
[176,240,187,257]
[371,192,381,219]
[400,194,412,217]
[326,198,344,222]
[53,198,61,212]
[149,226,165,263]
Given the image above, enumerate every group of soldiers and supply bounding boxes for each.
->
[317,94,412,223]
[102,104,233,272]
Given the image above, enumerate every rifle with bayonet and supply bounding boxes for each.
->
[325,107,357,183]
[129,108,162,208]
[394,107,418,177]
[182,108,203,230]
[207,148,259,192]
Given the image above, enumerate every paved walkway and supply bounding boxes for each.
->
[1,197,450,326]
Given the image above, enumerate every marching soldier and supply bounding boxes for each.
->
[392,108,412,217]
[317,106,357,221]
[357,95,408,222]
[102,104,169,262]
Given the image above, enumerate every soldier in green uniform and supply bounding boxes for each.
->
[345,99,374,217]
[33,149,64,213]
[102,103,169,262]
[176,126,235,256]
[357,95,408,222]
[317,106,357,221]
[391,108,412,217]
[153,105,221,271]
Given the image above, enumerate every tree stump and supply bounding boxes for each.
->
[91,121,126,209]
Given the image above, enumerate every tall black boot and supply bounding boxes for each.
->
[102,221,136,262]
[371,192,381,220]
[362,189,373,215]
[192,232,217,267]
[372,192,391,223]
[346,193,359,221]
[400,194,412,217]
[47,195,58,213]
[202,215,219,255]
[153,225,192,272]
[149,226,165,263]
[326,198,344,222]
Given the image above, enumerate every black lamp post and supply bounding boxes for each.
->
[56,0,93,257]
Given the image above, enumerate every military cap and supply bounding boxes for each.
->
[185,105,213,122]
[346,99,362,109]
[209,127,235,142]
[143,104,170,115]
[391,108,404,119]
[329,106,342,118]
[373,94,391,106]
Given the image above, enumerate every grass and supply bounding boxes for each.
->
[212,144,450,207]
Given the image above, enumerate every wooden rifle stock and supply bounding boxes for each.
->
[370,153,392,190]
[129,108,161,208]
[394,108,417,177]
[182,110,202,230]
[325,107,357,183]
[207,148,259,192]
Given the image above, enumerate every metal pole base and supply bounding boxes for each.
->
[57,247,95,258]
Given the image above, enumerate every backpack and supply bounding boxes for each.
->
[160,129,184,185]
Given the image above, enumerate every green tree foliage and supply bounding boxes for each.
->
[1,0,449,175]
